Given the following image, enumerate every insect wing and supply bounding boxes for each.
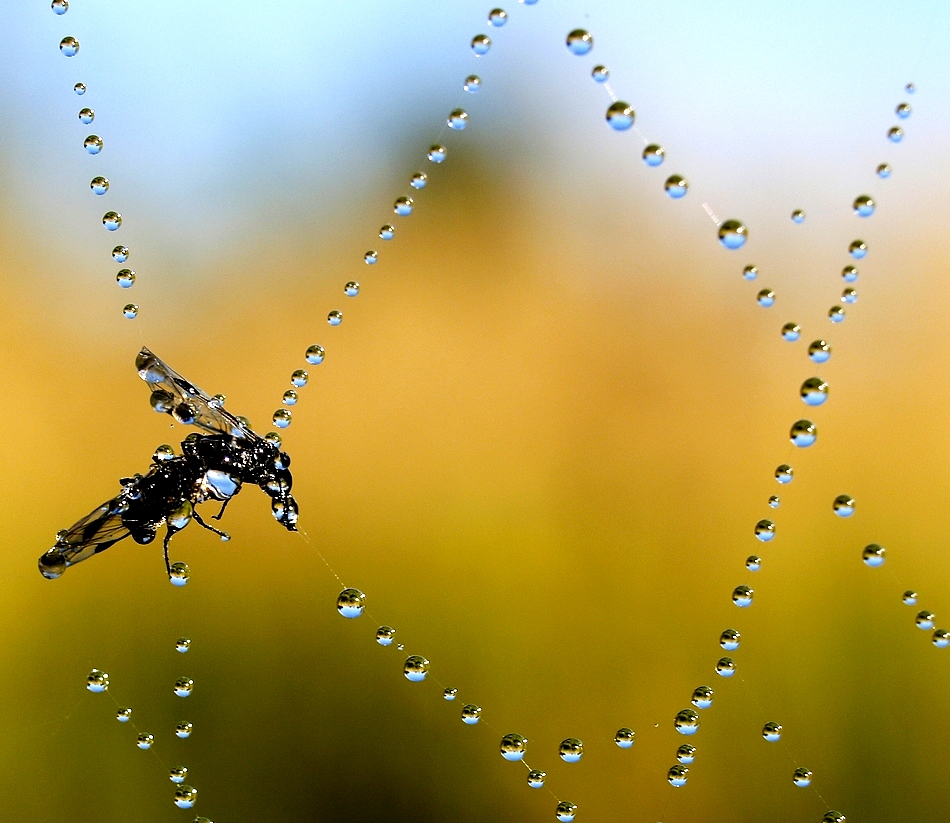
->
[39,496,131,578]
[135,347,258,441]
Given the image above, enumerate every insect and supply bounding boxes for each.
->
[38,347,298,580]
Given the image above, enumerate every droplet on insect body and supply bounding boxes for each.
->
[404,655,429,682]
[336,588,365,618]
[559,737,584,762]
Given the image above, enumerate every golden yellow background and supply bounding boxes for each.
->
[2,1,949,821]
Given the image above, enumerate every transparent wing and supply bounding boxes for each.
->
[39,496,131,578]
[135,347,258,441]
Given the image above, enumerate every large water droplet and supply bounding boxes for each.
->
[664,175,688,198]
[500,733,527,761]
[327,310,343,325]
[606,101,634,131]
[404,655,429,682]
[916,610,935,630]
[853,195,875,217]
[394,197,413,216]
[379,224,395,240]
[102,211,122,230]
[781,322,800,341]
[757,289,775,307]
[78,107,94,124]
[73,82,86,94]
[336,588,365,618]
[447,109,468,130]
[59,36,79,56]
[566,28,593,55]
[674,708,699,735]
[173,785,198,809]
[112,245,129,262]
[862,544,886,567]
[732,585,754,607]
[556,801,577,823]
[116,269,135,288]
[527,770,546,789]
[471,34,491,55]
[849,239,867,259]
[86,669,109,692]
[833,495,855,516]
[790,419,817,447]
[642,144,665,166]
[281,389,297,406]
[775,464,794,484]
[291,369,309,388]
[90,176,109,195]
[52,0,68,14]
[176,721,193,739]
[559,737,584,762]
[800,377,828,406]
[808,340,831,363]
[754,520,775,542]
[174,677,194,698]
[691,685,714,709]
[614,727,635,748]
[720,629,741,650]
[792,767,812,787]
[488,8,508,26]
[84,135,103,154]
[170,766,188,784]
[762,722,782,742]
[305,344,325,365]
[123,302,139,319]
[461,704,482,724]
[668,764,689,786]
[933,629,950,648]
[842,265,859,282]
[136,733,154,750]
[718,219,748,250]
[716,657,736,677]
[427,145,447,163]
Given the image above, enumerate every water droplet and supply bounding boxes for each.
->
[828,305,845,323]
[112,245,129,263]
[264,432,282,448]
[410,172,427,189]
[853,195,875,217]
[860,544,885,567]
[84,135,103,154]
[775,464,794,484]
[559,737,584,762]
[73,82,86,94]
[720,629,740,650]
[916,610,935,630]
[336,588,365,618]
[762,722,783,742]
[905,82,916,93]
[676,744,697,764]
[691,685,714,709]
[327,310,343,326]
[606,101,635,131]
[287,370,308,389]
[88,176,110,196]
[848,239,867,259]
[800,377,828,406]
[790,419,817,448]
[116,707,132,722]
[282,390,298,406]
[668,764,689,787]
[614,727,635,748]
[375,626,395,646]
[642,144,665,167]
[718,219,748,250]
[116,269,135,288]
[174,677,194,698]
[443,687,457,700]
[176,721,193,739]
[121,303,138,319]
[791,209,805,223]
[746,555,762,571]
[823,812,846,823]
[903,591,918,606]
[743,265,758,281]
[664,175,688,198]
[527,770,546,789]
[461,704,482,724]
[732,585,754,607]
[78,107,94,124]
[888,126,904,143]
[488,8,508,26]
[716,657,736,677]
[136,733,154,750]
[102,211,122,230]
[59,36,79,56]
[566,29,593,55]
[754,520,775,542]
[174,785,198,809]
[52,0,68,14]
[305,344,325,365]
[756,289,775,307]
[556,801,577,822]
[674,709,699,735]
[463,74,481,93]
[364,250,377,264]
[170,766,188,784]
[404,655,430,682]
[176,637,192,653]
[808,340,831,363]
[591,65,609,82]
[86,669,109,692]
[842,287,858,305]
[379,224,395,240]
[876,163,892,178]
[166,563,190,588]
[833,495,855,517]
[781,322,800,341]
[792,767,812,787]
[394,197,413,216]
[471,34,491,56]
[842,265,859,282]
[427,145,447,163]
[500,733,527,761]
[447,108,468,130]
[933,629,950,648]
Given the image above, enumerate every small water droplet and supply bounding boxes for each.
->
[591,64,609,83]
[790,419,817,447]
[174,677,194,698]
[176,721,193,739]
[792,767,812,787]
[410,172,427,189]
[73,82,86,94]
[84,135,103,154]
[676,744,696,764]
[173,785,198,809]
[500,733,527,761]
[90,176,109,195]
[404,655,430,682]
[842,287,858,304]
[471,34,492,56]
[862,544,886,567]
[112,245,129,263]
[379,224,395,240]
[428,145,447,163]
[664,175,688,198]
[176,637,191,653]
[743,264,758,281]
[123,303,138,319]
[116,269,135,288]
[606,101,635,131]
[461,704,482,724]
[668,764,689,786]
[342,281,360,299]
[336,588,365,618]
[136,733,154,750]
[642,143,665,167]
[674,709,699,735]
[170,766,188,784]
[264,432,282,448]
[775,464,794,484]
[376,626,395,646]
[754,519,775,542]
[52,0,68,14]
[808,340,831,363]
[327,310,343,326]
[394,197,413,216]
[718,219,748,250]
[447,108,468,130]
[59,36,79,56]
[848,239,867,259]
[290,370,309,388]
[916,610,935,630]
[833,495,855,517]
[78,107,94,124]
[86,669,109,692]
[102,211,122,230]
[853,195,875,217]
[791,209,805,223]
[720,629,740,650]
[876,163,892,178]
[800,377,828,406]
[932,629,950,648]
[566,29,593,55]
[305,344,325,365]
[781,323,800,341]
[282,390,297,406]
[488,8,508,26]
[556,801,577,823]
[716,657,736,677]
[746,555,762,571]
[691,685,714,709]
[614,727,635,748]
[903,590,918,606]
[905,82,916,93]
[757,289,775,307]
[559,737,584,762]
[443,687,457,700]
[463,74,481,93]
[762,722,783,742]
[887,126,904,143]
[527,770,546,789]
[823,812,846,823]
[732,585,754,607]
[842,265,859,282]
[116,707,132,722]
[364,250,377,265]
[828,305,845,324]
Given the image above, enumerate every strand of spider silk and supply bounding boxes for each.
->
[102,688,172,774]
[270,7,518,431]
[295,527,346,589]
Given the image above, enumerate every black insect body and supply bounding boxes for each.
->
[38,347,298,580]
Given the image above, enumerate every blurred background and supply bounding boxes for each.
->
[2,1,949,821]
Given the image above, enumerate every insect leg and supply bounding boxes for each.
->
[162,526,176,577]
[193,509,230,540]
[211,499,230,521]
